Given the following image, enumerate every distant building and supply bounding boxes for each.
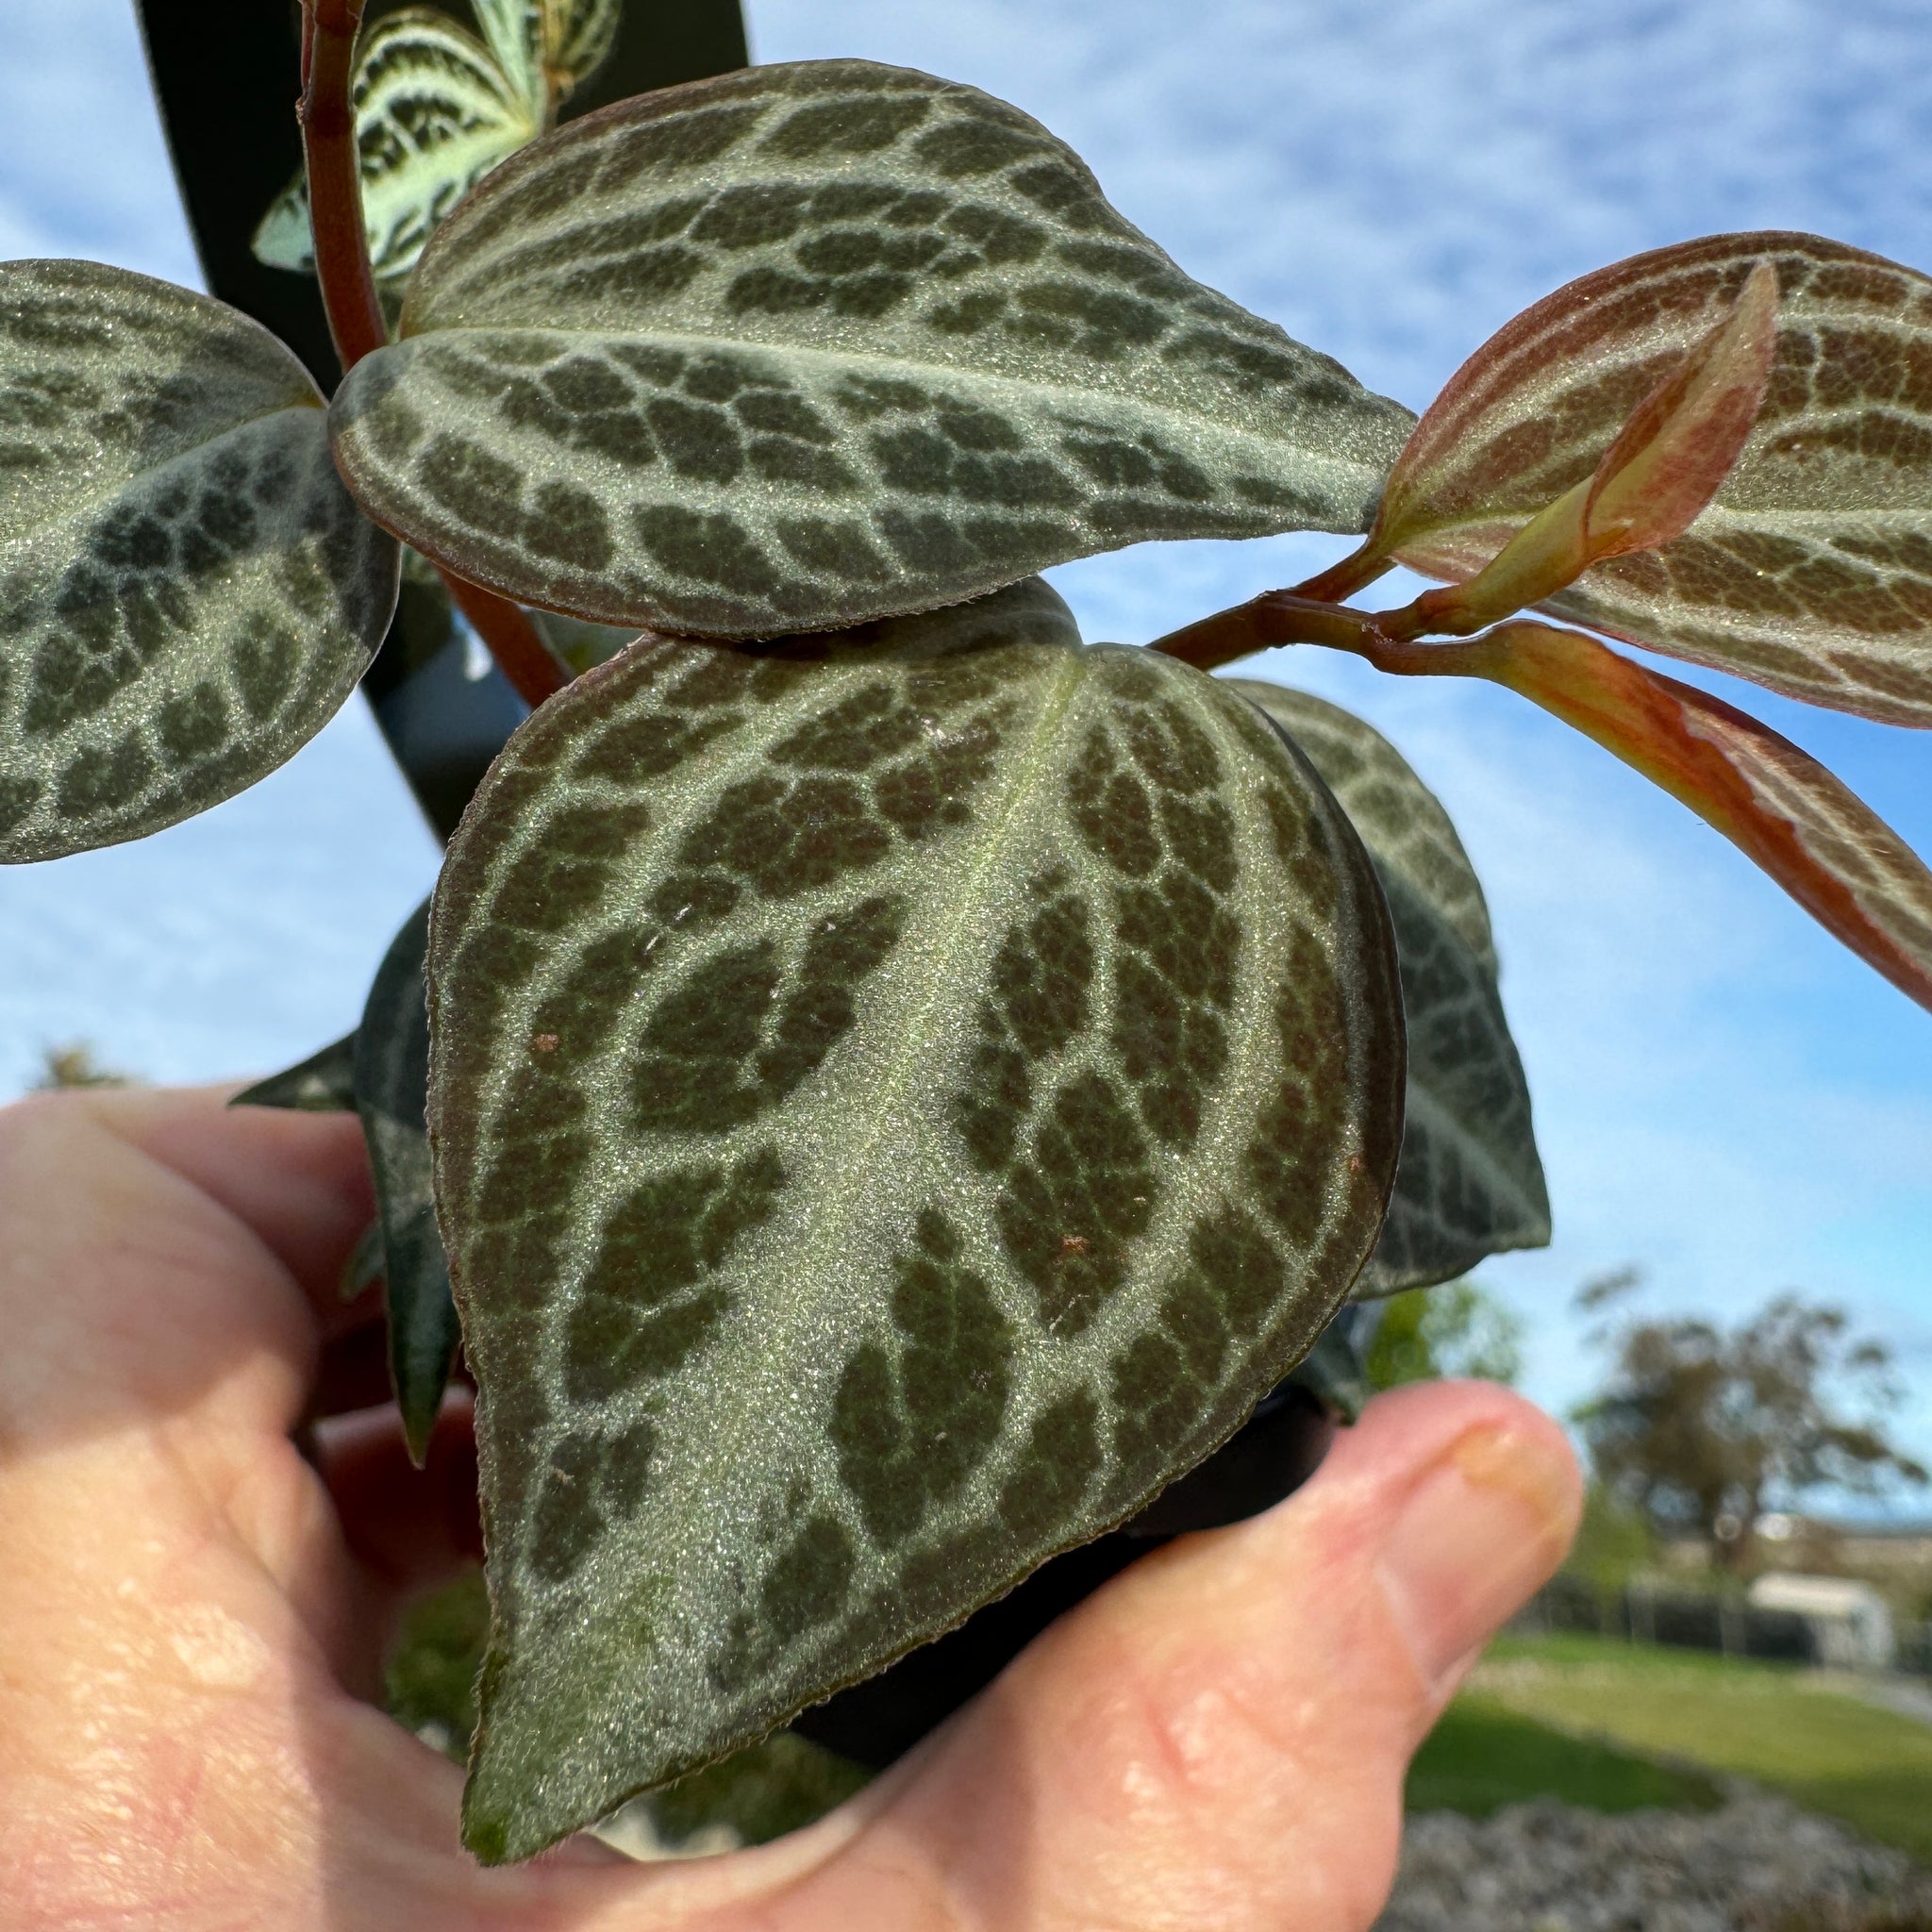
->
[1747,1573,1896,1671]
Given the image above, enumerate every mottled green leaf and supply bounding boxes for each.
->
[230,1030,358,1111]
[1228,681,1549,1295]
[253,10,537,284]
[635,1730,870,1854]
[357,897,458,1465]
[331,59,1413,641]
[474,0,622,121]
[0,261,398,862]
[1377,233,1932,727]
[342,1218,387,1304]
[427,579,1404,1858]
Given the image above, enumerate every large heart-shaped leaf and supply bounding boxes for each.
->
[0,260,398,862]
[254,10,539,285]
[427,579,1404,1858]
[1373,233,1932,727]
[331,59,1413,640]
[358,898,460,1464]
[1227,680,1549,1295]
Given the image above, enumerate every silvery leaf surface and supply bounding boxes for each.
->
[0,261,398,862]
[230,1031,359,1112]
[427,580,1404,1859]
[357,898,458,1465]
[253,10,536,283]
[474,0,623,120]
[1228,681,1549,1295]
[332,59,1414,640]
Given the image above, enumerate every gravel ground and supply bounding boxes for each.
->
[1374,1792,1932,1932]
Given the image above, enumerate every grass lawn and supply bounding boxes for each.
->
[1407,1695,1721,1816]
[1442,1631,1932,1863]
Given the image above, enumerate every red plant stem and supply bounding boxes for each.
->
[442,576,575,709]
[1151,591,1404,671]
[298,0,569,709]
[299,0,385,374]
[1289,541,1396,606]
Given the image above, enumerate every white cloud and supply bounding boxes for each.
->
[0,0,199,283]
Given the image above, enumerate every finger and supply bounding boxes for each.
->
[0,1087,363,1437]
[795,1380,1580,1932]
[311,1392,485,1599]
[74,1082,375,1325]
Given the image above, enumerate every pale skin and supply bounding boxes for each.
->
[0,1084,1580,1930]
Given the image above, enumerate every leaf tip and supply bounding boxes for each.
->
[460,1809,509,1866]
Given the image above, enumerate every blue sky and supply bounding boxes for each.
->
[1,0,1927,1491]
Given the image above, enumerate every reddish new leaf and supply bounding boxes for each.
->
[1409,261,1777,637]
[1470,621,1932,1011]
[1374,233,1932,726]
[1585,258,1778,557]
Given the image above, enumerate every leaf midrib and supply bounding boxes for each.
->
[389,325,1396,479]
[703,648,1090,1479]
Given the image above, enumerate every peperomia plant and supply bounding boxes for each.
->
[8,0,1930,1863]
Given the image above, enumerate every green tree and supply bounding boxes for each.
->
[1563,1484,1658,1595]
[1574,1276,1928,1571]
[31,1043,129,1091]
[1365,1278,1525,1391]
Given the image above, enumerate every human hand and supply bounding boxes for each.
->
[0,1083,1578,1930]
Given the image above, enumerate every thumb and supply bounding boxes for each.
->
[822,1379,1580,1932]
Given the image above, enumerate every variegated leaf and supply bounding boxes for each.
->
[474,0,622,121]
[1374,233,1932,727]
[0,260,398,862]
[357,898,459,1464]
[253,10,536,284]
[1473,620,1932,1013]
[1227,681,1549,1295]
[230,1031,358,1111]
[427,579,1404,1859]
[332,59,1414,641]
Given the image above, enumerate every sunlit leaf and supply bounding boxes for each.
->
[357,897,458,1464]
[474,0,622,121]
[331,59,1413,641]
[1584,259,1778,558]
[1228,680,1549,1293]
[427,579,1403,1859]
[1411,262,1779,637]
[1469,621,1932,1012]
[1375,233,1932,726]
[0,260,398,862]
[230,1030,358,1111]
[253,10,537,284]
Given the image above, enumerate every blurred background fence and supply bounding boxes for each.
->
[1518,1574,1932,1678]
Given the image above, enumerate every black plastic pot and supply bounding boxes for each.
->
[138,1,1372,1774]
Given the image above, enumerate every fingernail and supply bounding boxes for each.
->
[1376,1424,1578,1696]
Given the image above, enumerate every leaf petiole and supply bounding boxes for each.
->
[298,0,571,708]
